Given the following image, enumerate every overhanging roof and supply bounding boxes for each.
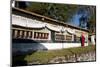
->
[12,7,89,32]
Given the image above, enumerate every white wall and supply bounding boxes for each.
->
[42,43,88,50]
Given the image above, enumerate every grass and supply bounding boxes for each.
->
[24,49,73,64]
[13,45,96,65]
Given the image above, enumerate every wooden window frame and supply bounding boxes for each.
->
[34,32,49,40]
[55,34,65,41]
[66,35,72,41]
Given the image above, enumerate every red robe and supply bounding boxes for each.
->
[81,35,85,47]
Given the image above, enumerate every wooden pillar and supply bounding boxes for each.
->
[24,31,27,38]
[14,30,18,38]
[19,30,22,38]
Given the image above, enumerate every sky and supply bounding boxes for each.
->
[70,14,81,27]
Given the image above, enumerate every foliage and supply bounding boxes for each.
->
[78,6,96,32]
[26,2,78,22]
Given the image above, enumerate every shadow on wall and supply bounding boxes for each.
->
[12,39,48,66]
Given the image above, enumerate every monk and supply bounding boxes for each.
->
[81,33,85,47]
[91,33,95,45]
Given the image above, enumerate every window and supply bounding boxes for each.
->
[12,29,32,39]
[23,31,32,39]
[76,37,80,42]
[66,35,72,41]
[74,35,80,42]
[34,32,49,39]
[55,34,65,41]
[55,34,72,41]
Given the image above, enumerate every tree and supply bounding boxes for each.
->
[78,6,96,32]
[25,2,78,22]
[79,15,88,28]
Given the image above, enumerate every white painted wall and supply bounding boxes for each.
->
[41,43,88,50]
